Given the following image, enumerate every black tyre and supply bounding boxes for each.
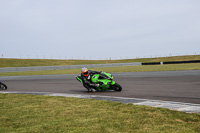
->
[112,83,122,91]
[0,83,7,90]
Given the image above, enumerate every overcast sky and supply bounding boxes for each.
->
[0,0,200,60]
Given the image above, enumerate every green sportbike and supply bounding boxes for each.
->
[76,72,122,92]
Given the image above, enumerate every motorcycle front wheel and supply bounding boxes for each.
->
[112,83,122,92]
[0,83,7,90]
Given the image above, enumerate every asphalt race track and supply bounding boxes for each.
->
[1,70,200,104]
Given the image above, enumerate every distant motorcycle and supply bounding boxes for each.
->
[0,81,7,90]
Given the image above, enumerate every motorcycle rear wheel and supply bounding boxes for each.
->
[112,83,122,91]
[0,83,7,90]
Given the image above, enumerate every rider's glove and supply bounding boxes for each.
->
[95,84,99,87]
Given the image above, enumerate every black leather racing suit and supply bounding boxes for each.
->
[81,70,101,91]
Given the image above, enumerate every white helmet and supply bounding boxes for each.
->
[81,67,89,76]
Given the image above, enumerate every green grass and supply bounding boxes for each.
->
[0,55,200,68]
[0,93,199,133]
[0,63,200,76]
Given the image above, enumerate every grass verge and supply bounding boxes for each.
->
[0,93,200,133]
[0,63,200,76]
[0,55,200,68]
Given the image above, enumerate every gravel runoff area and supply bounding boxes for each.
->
[0,62,141,72]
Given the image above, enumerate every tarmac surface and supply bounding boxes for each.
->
[1,70,200,113]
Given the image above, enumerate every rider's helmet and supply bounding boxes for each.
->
[81,67,89,76]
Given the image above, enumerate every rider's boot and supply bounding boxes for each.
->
[87,88,92,92]
[91,88,96,92]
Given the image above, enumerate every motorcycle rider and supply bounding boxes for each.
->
[80,67,101,92]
